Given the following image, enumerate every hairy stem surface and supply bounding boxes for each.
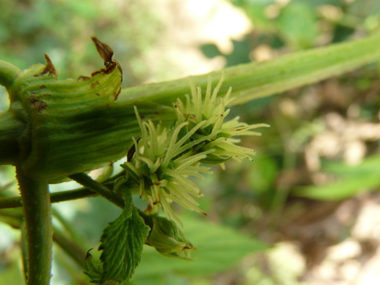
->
[17,166,52,285]
[120,32,380,106]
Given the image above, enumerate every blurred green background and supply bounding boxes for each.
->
[1,0,380,284]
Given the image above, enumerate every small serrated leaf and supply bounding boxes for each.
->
[87,191,150,284]
[99,191,150,283]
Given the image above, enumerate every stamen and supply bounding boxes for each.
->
[203,75,212,115]
[127,73,268,225]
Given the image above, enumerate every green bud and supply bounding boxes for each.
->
[143,214,195,260]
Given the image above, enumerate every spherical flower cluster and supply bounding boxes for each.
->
[121,74,269,225]
[174,73,270,166]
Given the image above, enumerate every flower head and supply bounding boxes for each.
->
[121,106,211,226]
[120,74,269,225]
[174,73,270,166]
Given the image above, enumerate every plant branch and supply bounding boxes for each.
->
[3,33,380,178]
[51,188,99,203]
[0,188,98,209]
[120,32,380,106]
[0,60,20,90]
[69,173,125,209]
[17,166,53,285]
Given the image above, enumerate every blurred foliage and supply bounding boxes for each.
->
[294,154,380,200]
[1,0,380,284]
[129,214,268,285]
[0,0,166,85]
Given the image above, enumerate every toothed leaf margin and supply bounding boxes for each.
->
[85,191,150,283]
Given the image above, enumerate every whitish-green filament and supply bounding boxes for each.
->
[134,106,148,151]
[196,86,202,123]
[162,121,189,168]
[145,120,158,161]
[175,150,214,172]
[205,72,224,118]
[203,75,212,115]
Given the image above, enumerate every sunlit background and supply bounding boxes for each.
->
[1,0,380,284]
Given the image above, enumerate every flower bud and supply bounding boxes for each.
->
[144,214,195,260]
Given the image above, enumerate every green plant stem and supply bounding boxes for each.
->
[21,221,29,283]
[120,32,380,106]
[0,210,23,227]
[0,172,126,209]
[0,112,25,165]
[69,173,125,209]
[17,166,52,285]
[0,209,88,272]
[3,33,380,177]
[0,188,97,209]
[0,60,20,90]
[51,188,98,203]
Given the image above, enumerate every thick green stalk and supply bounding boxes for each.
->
[17,166,52,285]
[3,51,175,180]
[120,32,380,106]
[2,33,380,179]
[0,112,25,165]
[0,60,20,90]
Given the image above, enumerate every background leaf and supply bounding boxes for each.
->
[278,2,317,49]
[293,154,380,200]
[129,214,268,284]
